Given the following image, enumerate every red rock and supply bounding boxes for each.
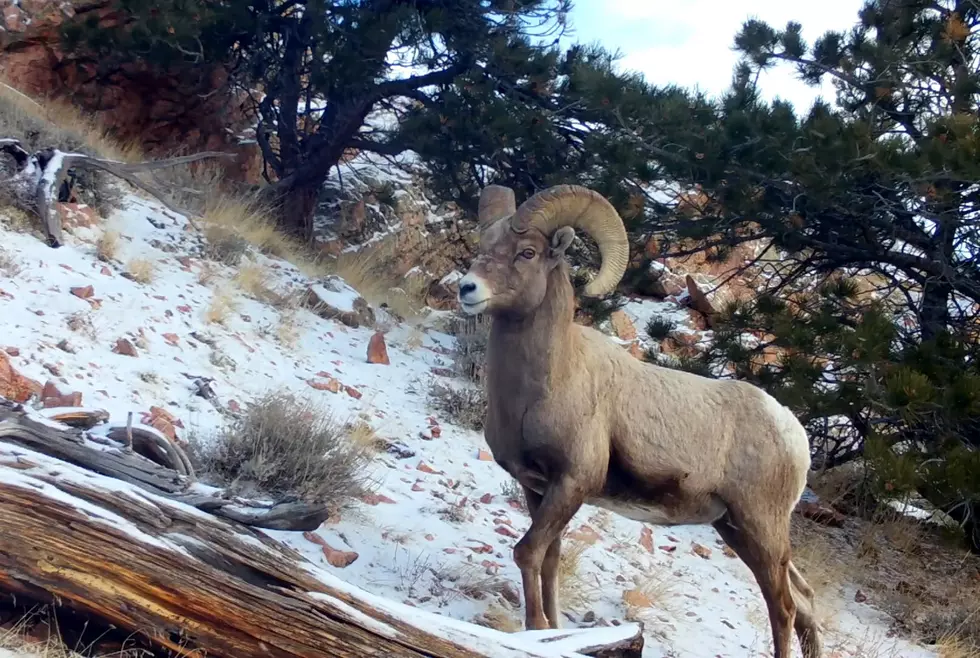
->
[70,285,94,299]
[427,417,439,426]
[0,351,43,403]
[302,532,358,568]
[443,548,457,554]
[424,534,435,541]
[42,392,83,408]
[112,338,138,357]
[100,266,113,276]
[495,525,519,539]
[366,331,390,365]
[430,426,442,438]
[344,385,362,399]
[417,461,438,474]
[176,305,192,314]
[691,543,712,559]
[468,542,493,554]
[41,380,63,400]
[309,378,341,393]
[722,545,738,558]
[162,333,180,346]
[56,203,99,230]
[640,527,654,554]
[477,448,494,461]
[626,341,645,360]
[316,371,331,378]
[795,500,846,527]
[150,416,178,441]
[359,493,396,505]
[659,545,677,553]
[411,482,425,492]
[228,399,241,413]
[479,493,494,504]
[566,524,602,545]
[609,310,637,341]
[3,347,20,357]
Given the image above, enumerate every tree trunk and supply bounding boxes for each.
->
[0,401,644,658]
[272,177,322,243]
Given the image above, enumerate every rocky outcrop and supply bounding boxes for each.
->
[0,0,262,182]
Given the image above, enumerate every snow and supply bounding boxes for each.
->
[0,185,940,658]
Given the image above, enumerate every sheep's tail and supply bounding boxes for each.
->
[788,560,823,658]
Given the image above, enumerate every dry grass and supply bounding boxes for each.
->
[0,606,151,658]
[204,287,239,325]
[275,309,302,348]
[196,261,219,287]
[791,504,980,648]
[0,79,142,163]
[428,382,486,432]
[0,205,35,233]
[189,389,372,507]
[323,236,428,320]
[95,229,119,263]
[0,246,21,277]
[347,420,383,455]
[937,633,980,658]
[557,538,602,612]
[124,257,155,284]
[234,262,274,300]
[621,568,677,624]
[477,604,523,633]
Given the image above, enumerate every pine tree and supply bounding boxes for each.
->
[643,1,980,550]
[61,0,579,241]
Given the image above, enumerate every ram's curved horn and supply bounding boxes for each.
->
[478,185,517,227]
[509,184,629,297]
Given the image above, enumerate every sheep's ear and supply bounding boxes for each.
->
[549,226,575,258]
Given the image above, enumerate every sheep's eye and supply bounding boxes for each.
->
[520,248,536,260]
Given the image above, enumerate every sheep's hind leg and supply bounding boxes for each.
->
[522,485,563,629]
[713,511,798,658]
[514,477,584,631]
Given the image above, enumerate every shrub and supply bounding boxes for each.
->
[447,313,492,384]
[429,382,486,432]
[646,316,677,341]
[191,390,371,506]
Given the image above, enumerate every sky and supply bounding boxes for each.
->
[564,0,867,114]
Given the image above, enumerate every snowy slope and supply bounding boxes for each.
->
[0,190,936,658]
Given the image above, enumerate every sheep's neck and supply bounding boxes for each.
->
[487,267,575,399]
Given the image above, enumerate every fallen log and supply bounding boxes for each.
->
[0,400,643,658]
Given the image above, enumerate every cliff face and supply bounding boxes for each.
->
[0,0,262,182]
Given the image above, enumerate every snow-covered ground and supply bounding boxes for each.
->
[0,188,937,658]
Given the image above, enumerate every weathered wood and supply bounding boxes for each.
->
[0,405,644,658]
[0,137,236,246]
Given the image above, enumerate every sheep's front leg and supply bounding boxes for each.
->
[514,477,584,631]
[522,485,562,629]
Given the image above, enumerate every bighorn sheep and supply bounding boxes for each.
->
[456,184,822,658]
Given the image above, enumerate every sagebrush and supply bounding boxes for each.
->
[191,390,371,506]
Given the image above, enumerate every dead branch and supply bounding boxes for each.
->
[0,138,236,246]
[0,398,643,658]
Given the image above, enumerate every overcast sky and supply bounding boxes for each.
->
[564,0,866,114]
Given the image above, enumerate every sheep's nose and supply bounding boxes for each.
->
[459,282,477,296]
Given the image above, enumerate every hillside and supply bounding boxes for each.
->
[0,162,944,658]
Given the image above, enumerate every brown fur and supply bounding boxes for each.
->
[461,218,822,658]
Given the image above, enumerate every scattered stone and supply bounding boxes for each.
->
[3,347,20,357]
[112,338,138,357]
[477,448,494,461]
[622,589,653,609]
[366,331,390,365]
[479,493,494,504]
[344,385,363,399]
[302,531,359,568]
[304,276,376,329]
[640,527,654,554]
[565,524,601,545]
[359,493,397,506]
[411,482,425,492]
[722,545,738,559]
[162,333,180,347]
[430,426,441,438]
[417,461,438,474]
[854,589,868,603]
[691,543,712,560]
[796,500,846,527]
[609,310,637,341]
[309,378,341,393]
[70,285,95,299]
[56,339,76,354]
[659,545,677,553]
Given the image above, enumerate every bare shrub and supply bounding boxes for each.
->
[428,382,486,431]
[446,312,492,384]
[124,257,155,284]
[191,390,371,507]
[0,247,21,277]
